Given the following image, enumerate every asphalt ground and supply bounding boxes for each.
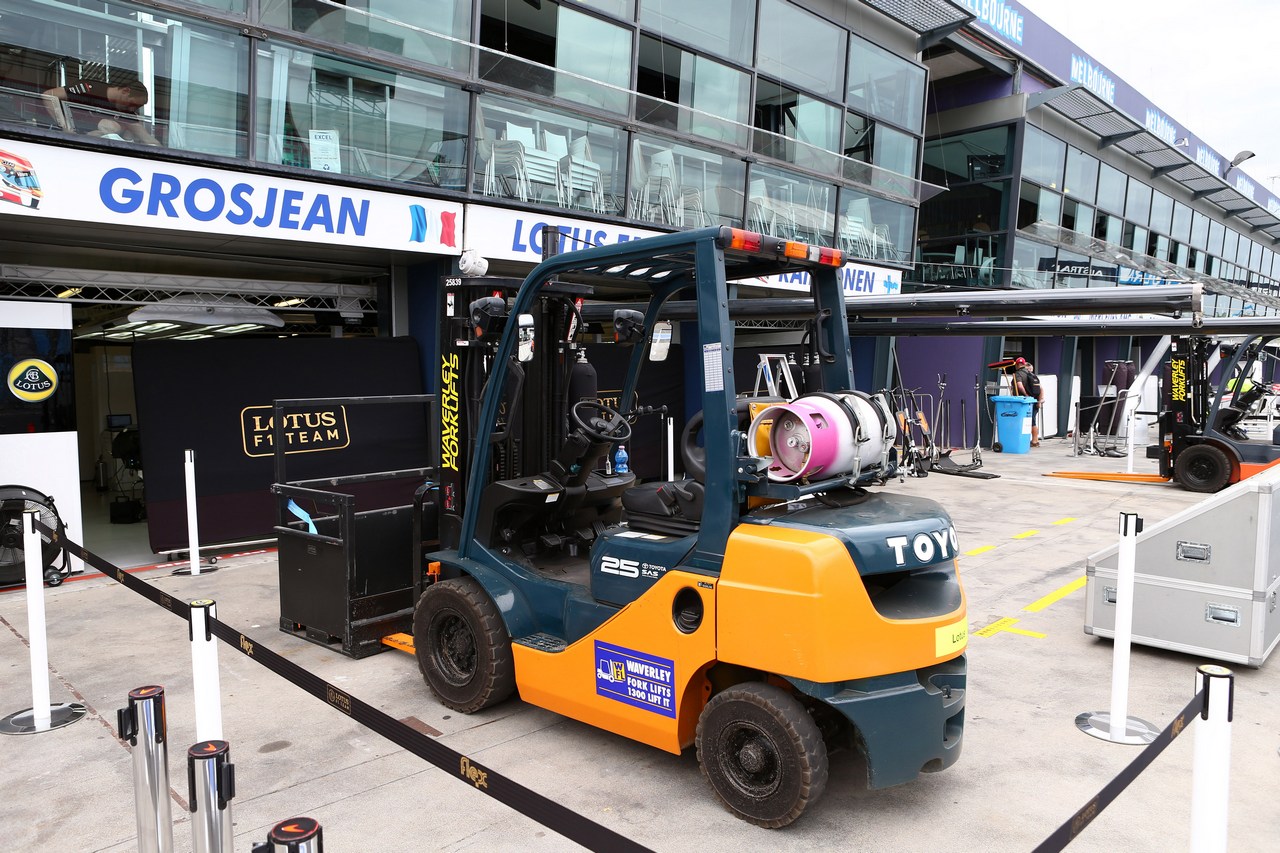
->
[2,437,1277,852]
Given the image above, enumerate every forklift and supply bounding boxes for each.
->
[1153,334,1280,491]
[415,226,967,827]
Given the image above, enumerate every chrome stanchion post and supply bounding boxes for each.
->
[0,511,86,735]
[251,817,324,853]
[1190,665,1234,853]
[187,740,235,853]
[118,686,174,853]
[1076,512,1158,744]
[189,600,224,741]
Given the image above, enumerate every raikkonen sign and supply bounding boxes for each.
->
[240,405,350,457]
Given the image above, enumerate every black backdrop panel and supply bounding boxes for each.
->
[585,343,684,481]
[133,337,429,551]
[1,327,75,435]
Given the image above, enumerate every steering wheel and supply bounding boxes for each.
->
[571,400,632,444]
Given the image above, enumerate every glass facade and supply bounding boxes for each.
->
[1005,121,1280,314]
[0,0,933,267]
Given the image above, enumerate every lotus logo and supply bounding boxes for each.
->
[7,358,57,402]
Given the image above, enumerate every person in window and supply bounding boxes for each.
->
[42,79,160,145]
[1011,357,1044,446]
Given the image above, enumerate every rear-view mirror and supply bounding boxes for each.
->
[650,320,672,362]
[517,313,535,362]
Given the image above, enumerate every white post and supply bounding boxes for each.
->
[1108,512,1140,740]
[1190,665,1234,852]
[185,450,201,576]
[189,600,224,742]
[1125,406,1138,474]
[1075,512,1157,744]
[24,512,52,732]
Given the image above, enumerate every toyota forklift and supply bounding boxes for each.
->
[1153,333,1280,491]
[416,226,967,827]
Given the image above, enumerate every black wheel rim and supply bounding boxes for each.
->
[717,721,782,799]
[1188,455,1217,485]
[430,609,476,687]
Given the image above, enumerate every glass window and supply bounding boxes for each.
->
[629,132,746,228]
[874,123,917,177]
[1063,199,1093,235]
[757,0,845,102]
[479,1,631,114]
[576,0,634,16]
[1149,190,1173,234]
[921,126,1012,185]
[919,180,1006,240]
[639,0,756,66]
[1190,211,1209,250]
[1149,232,1169,261]
[1222,227,1238,263]
[1094,210,1122,246]
[1055,248,1090,288]
[473,93,626,214]
[0,0,249,155]
[1208,219,1225,256]
[1022,125,1065,189]
[261,0,471,71]
[1174,241,1188,267]
[753,79,840,170]
[1018,181,1060,229]
[844,112,872,163]
[1249,239,1263,272]
[1171,202,1192,243]
[635,36,749,146]
[1122,222,1147,254]
[745,163,837,246]
[1095,162,1126,214]
[846,35,925,133]
[1235,235,1251,266]
[840,191,915,263]
[1124,178,1151,225]
[1012,238,1055,288]
[1063,147,1098,202]
[257,47,467,188]
[190,0,245,10]
[917,234,1005,287]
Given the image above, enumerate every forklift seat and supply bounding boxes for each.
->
[622,479,704,536]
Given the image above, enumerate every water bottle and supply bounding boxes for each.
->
[614,444,629,474]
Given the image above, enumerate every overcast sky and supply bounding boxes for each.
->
[1018,0,1280,200]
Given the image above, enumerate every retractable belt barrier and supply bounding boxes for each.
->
[1033,690,1204,852]
[46,523,652,853]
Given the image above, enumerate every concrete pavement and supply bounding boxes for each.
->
[2,438,1277,851]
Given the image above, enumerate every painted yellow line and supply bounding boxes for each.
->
[1023,576,1087,613]
[1013,530,1039,539]
[974,616,1045,639]
[1052,517,1077,525]
[964,545,996,556]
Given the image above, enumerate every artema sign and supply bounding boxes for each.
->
[0,135,462,254]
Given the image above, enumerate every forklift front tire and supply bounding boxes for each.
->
[1174,443,1232,493]
[696,682,829,828]
[414,577,515,713]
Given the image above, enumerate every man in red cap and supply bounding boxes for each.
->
[1012,357,1044,446]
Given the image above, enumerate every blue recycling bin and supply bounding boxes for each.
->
[992,395,1034,453]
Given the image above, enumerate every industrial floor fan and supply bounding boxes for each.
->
[0,485,71,586]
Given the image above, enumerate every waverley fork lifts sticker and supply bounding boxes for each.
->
[595,641,676,717]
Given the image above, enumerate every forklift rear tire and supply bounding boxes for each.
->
[1174,443,1232,493]
[696,682,828,828]
[414,577,515,713]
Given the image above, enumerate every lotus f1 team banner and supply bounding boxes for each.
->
[0,136,462,254]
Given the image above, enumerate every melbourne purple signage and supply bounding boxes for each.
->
[956,0,1280,217]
